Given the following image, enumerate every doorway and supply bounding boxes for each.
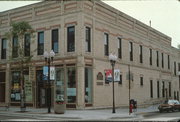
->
[0,72,5,102]
[36,70,47,107]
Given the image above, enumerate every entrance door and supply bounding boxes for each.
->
[0,72,5,102]
[36,70,47,107]
[40,88,46,107]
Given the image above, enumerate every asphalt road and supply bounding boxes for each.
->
[0,111,180,121]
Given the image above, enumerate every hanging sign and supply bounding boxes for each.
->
[114,69,120,82]
[43,66,48,81]
[105,69,120,82]
[50,66,55,80]
[105,69,112,82]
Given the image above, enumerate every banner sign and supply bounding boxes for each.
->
[114,69,120,82]
[105,69,112,82]
[50,66,55,80]
[105,69,120,82]
[43,66,48,81]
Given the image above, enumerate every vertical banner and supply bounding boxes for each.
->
[105,69,112,82]
[50,66,55,80]
[114,69,120,82]
[43,66,48,81]
[105,69,120,82]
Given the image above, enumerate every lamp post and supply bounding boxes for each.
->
[109,53,117,113]
[43,50,55,113]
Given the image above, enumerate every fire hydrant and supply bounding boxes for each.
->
[130,103,133,113]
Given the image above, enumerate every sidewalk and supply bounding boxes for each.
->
[0,104,159,120]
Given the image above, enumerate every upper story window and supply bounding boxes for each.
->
[118,38,122,59]
[156,51,159,67]
[162,53,164,68]
[104,33,109,56]
[85,27,91,52]
[118,74,122,85]
[12,36,18,58]
[139,45,143,63]
[24,34,30,57]
[129,42,133,61]
[150,80,153,98]
[52,29,59,53]
[1,38,7,59]
[149,48,152,65]
[168,55,170,69]
[169,82,171,97]
[157,81,160,98]
[37,32,44,55]
[67,26,75,52]
[174,61,176,76]
[178,63,180,72]
[140,76,143,86]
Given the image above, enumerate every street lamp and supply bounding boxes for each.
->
[44,50,55,113]
[109,53,117,113]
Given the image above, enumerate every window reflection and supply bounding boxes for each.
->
[67,67,76,103]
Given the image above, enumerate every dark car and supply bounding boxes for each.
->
[158,99,180,113]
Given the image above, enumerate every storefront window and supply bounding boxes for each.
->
[11,71,21,102]
[24,71,32,102]
[55,68,64,102]
[85,68,92,103]
[67,67,76,103]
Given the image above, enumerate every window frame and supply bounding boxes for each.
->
[1,38,7,59]
[104,33,109,56]
[52,29,59,53]
[118,38,122,59]
[24,34,30,57]
[129,42,133,61]
[85,27,91,52]
[139,45,143,63]
[67,26,75,52]
[37,31,44,55]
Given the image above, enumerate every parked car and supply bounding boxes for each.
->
[158,99,180,113]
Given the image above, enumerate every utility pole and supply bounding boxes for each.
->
[128,64,131,115]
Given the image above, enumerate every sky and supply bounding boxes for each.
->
[0,1,179,48]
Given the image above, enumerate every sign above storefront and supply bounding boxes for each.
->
[97,72,103,80]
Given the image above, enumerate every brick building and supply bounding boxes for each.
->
[0,0,180,109]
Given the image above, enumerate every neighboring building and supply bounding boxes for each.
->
[0,0,180,109]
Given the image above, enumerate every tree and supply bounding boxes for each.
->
[5,21,35,112]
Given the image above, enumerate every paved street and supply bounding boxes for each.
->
[0,105,180,121]
[0,111,180,121]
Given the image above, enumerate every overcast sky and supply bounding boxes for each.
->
[0,1,179,48]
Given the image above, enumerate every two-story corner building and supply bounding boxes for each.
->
[0,0,180,109]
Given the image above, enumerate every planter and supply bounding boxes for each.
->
[54,103,66,114]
